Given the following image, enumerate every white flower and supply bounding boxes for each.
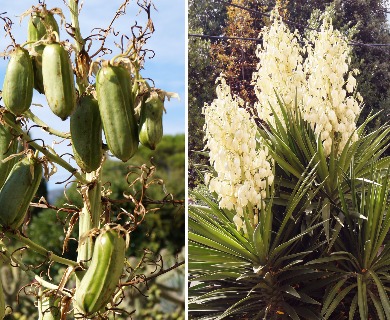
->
[233,214,243,231]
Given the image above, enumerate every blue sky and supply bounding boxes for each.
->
[0,1,185,189]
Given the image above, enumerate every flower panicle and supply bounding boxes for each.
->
[203,77,274,233]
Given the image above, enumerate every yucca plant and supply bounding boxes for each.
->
[189,103,390,319]
[189,164,327,319]
[316,169,390,319]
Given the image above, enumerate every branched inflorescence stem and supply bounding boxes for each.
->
[4,231,78,268]
[24,110,71,139]
[1,115,88,184]
[0,242,72,296]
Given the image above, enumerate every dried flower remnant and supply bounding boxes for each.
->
[203,77,274,232]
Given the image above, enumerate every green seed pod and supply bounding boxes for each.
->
[28,12,59,43]
[42,43,76,120]
[96,64,138,161]
[139,92,164,150]
[75,228,126,315]
[0,155,42,229]
[40,296,61,320]
[0,111,18,189]
[2,47,34,115]
[28,12,60,94]
[70,96,102,172]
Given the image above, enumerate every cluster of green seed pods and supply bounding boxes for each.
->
[2,7,76,120]
[0,3,171,319]
[95,63,165,162]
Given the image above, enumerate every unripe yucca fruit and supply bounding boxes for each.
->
[42,43,76,120]
[70,96,102,172]
[2,47,34,115]
[28,11,60,94]
[139,91,164,150]
[75,228,126,314]
[96,63,138,161]
[0,155,42,229]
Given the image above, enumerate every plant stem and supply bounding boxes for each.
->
[68,0,84,52]
[69,0,89,94]
[2,115,88,184]
[76,171,102,287]
[77,172,101,264]
[24,110,71,139]
[5,231,78,268]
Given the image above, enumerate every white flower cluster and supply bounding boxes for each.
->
[254,10,362,155]
[303,18,362,155]
[253,11,305,128]
[203,77,274,231]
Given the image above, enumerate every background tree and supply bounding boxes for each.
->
[188,0,226,187]
[210,0,268,102]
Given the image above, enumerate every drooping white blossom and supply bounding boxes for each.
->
[253,10,305,128]
[253,10,362,155]
[203,77,274,231]
[303,18,362,155]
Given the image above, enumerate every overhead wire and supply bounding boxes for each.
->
[189,0,390,49]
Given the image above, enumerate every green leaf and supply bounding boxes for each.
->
[322,277,347,314]
[357,274,368,320]
[189,232,256,261]
[368,289,386,320]
[281,302,300,320]
[323,283,357,319]
[369,270,390,319]
[271,220,326,260]
[252,222,265,261]
[349,293,358,320]
[280,285,301,298]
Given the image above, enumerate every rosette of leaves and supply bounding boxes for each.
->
[189,96,390,319]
